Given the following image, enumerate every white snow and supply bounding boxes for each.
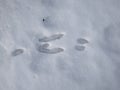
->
[0,0,120,90]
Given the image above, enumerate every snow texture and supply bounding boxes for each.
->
[0,0,120,90]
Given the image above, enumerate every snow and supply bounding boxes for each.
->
[0,0,120,90]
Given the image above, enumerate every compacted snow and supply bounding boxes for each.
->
[0,0,120,90]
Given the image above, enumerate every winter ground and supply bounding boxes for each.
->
[0,0,120,90]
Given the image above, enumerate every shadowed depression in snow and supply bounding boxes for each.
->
[0,0,120,90]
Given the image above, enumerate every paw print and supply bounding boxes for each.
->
[11,48,24,56]
[75,38,89,51]
[37,33,65,54]
[39,33,64,42]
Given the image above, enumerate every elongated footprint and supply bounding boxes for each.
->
[39,33,64,42]
[38,45,64,54]
[11,49,24,56]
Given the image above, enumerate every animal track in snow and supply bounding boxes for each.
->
[37,33,65,54]
[37,44,64,54]
[75,45,85,51]
[39,33,64,42]
[75,38,89,51]
[77,38,89,44]
[11,49,24,56]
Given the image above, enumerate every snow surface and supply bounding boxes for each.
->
[0,0,120,90]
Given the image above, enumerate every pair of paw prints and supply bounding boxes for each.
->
[37,33,65,54]
[75,38,89,51]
